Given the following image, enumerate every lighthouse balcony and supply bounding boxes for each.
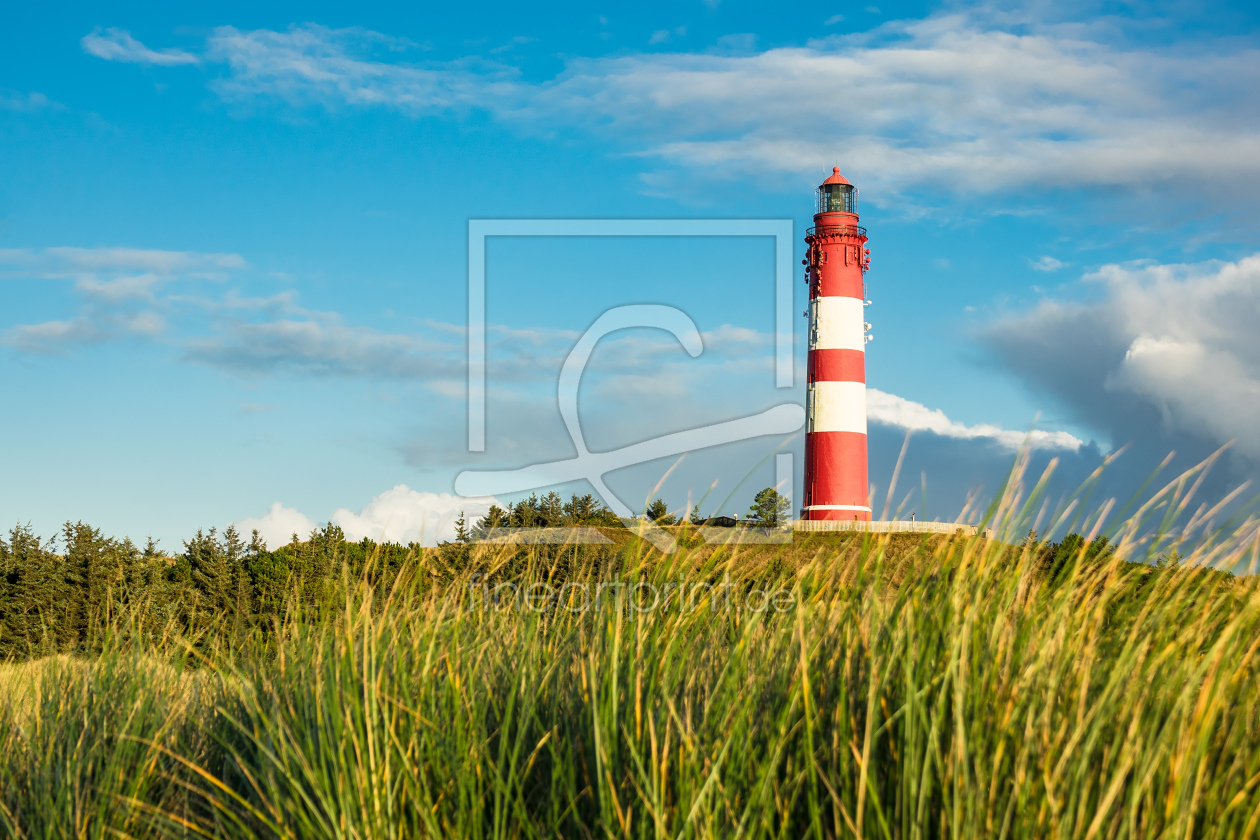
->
[806,224,867,239]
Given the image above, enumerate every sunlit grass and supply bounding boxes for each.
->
[3,454,1260,838]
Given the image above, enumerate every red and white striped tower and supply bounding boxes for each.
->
[803,167,872,521]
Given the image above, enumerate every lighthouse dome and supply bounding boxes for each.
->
[821,166,851,186]
[816,167,858,214]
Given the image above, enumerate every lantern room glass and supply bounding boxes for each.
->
[816,183,858,214]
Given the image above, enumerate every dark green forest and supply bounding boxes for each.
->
[0,491,635,659]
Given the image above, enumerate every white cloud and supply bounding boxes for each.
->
[203,24,509,113]
[234,502,317,549]
[331,485,499,545]
[825,14,845,25]
[867,387,1083,451]
[985,252,1260,463]
[1030,256,1065,272]
[1105,334,1260,466]
[81,28,199,66]
[143,14,1260,201]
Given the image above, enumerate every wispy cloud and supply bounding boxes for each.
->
[1030,255,1066,272]
[87,14,1259,204]
[0,90,59,111]
[2,311,165,355]
[0,247,243,354]
[203,24,514,113]
[184,317,464,378]
[81,27,200,66]
[0,246,245,276]
[3,319,106,354]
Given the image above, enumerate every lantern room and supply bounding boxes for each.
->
[815,166,858,215]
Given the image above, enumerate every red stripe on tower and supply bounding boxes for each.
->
[809,348,865,384]
[803,167,872,521]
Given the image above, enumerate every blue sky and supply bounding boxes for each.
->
[3,0,1260,548]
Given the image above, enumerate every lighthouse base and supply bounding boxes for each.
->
[794,520,992,538]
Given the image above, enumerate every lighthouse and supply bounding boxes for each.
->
[802,167,872,521]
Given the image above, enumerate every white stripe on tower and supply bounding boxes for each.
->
[812,298,866,351]
[810,381,867,433]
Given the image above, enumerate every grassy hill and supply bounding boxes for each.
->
[2,519,1258,838]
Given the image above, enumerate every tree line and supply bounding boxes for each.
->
[0,520,424,659]
[472,486,792,531]
[0,486,825,659]
[0,491,656,658]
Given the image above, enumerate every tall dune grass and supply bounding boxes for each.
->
[3,459,1260,838]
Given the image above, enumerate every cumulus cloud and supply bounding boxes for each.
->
[236,491,498,551]
[81,28,199,66]
[984,253,1260,475]
[1108,336,1260,455]
[234,502,318,549]
[82,14,1256,202]
[331,485,499,545]
[867,387,1083,450]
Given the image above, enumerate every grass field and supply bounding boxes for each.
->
[3,466,1260,838]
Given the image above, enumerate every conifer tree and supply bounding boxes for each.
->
[186,528,233,623]
[475,505,508,537]
[645,498,677,525]
[1,525,67,656]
